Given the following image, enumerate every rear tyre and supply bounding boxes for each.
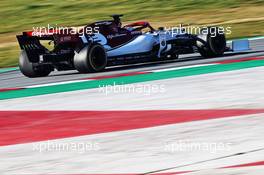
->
[170,53,179,59]
[166,53,179,60]
[197,27,226,58]
[19,50,51,78]
[74,44,107,73]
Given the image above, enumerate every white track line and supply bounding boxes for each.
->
[151,64,218,72]
[1,66,264,110]
[25,79,91,88]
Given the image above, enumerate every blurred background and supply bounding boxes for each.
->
[0,0,263,68]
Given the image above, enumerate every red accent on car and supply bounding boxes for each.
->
[25,29,69,37]
[125,21,150,27]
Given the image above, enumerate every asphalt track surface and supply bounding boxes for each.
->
[1,38,264,174]
[0,38,264,89]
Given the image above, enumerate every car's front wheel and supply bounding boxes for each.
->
[197,27,226,58]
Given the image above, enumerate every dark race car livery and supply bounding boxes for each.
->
[16,14,248,77]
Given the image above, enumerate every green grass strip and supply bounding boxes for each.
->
[1,59,264,100]
[0,67,18,73]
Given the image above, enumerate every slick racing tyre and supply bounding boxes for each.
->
[19,50,51,78]
[197,27,226,58]
[74,44,107,73]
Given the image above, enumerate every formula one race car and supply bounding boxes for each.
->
[16,14,248,77]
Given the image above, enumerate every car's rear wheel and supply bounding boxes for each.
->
[166,53,179,60]
[74,44,107,73]
[197,27,226,58]
[19,50,52,78]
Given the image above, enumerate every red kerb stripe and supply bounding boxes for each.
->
[0,109,264,146]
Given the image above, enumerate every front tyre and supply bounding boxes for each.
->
[197,27,226,58]
[74,44,107,73]
[19,50,51,78]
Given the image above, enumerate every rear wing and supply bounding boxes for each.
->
[16,30,85,53]
[16,34,49,51]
